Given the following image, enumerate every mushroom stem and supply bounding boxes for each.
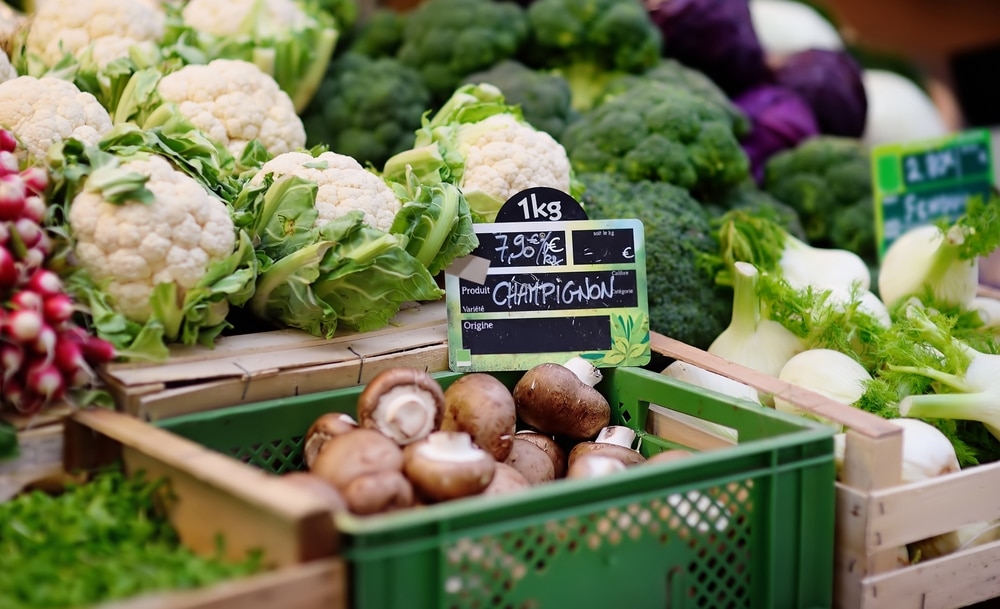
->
[421,431,488,463]
[563,356,602,388]
[376,386,438,443]
[595,425,636,448]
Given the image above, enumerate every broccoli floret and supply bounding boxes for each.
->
[461,60,577,139]
[708,180,808,241]
[829,199,878,265]
[600,59,750,137]
[578,172,733,350]
[519,0,662,110]
[301,53,431,168]
[316,0,359,31]
[343,9,407,58]
[562,81,750,198]
[763,136,873,255]
[396,0,528,101]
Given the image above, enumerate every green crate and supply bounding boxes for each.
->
[157,366,835,609]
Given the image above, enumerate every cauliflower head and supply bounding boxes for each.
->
[156,59,307,157]
[25,0,165,68]
[182,0,309,36]
[0,76,112,162]
[456,113,572,213]
[251,151,401,233]
[69,154,237,323]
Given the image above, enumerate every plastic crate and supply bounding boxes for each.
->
[157,366,836,609]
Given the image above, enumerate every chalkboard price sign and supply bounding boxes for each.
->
[445,192,649,372]
[873,129,995,257]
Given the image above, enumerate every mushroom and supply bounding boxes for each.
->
[646,449,695,465]
[503,436,556,485]
[512,357,611,440]
[280,472,349,512]
[303,413,358,469]
[514,430,566,478]
[566,455,627,480]
[310,428,404,490]
[403,431,496,502]
[356,368,445,446]
[568,425,646,468]
[482,463,531,496]
[441,373,517,461]
[341,470,416,515]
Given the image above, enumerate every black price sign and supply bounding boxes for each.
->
[445,190,649,372]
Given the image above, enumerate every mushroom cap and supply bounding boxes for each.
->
[647,449,695,465]
[512,364,611,439]
[568,442,646,467]
[403,431,496,502]
[503,436,556,485]
[310,428,404,490]
[482,463,532,496]
[442,373,517,461]
[356,367,446,446]
[514,430,567,478]
[280,472,349,512]
[304,413,358,470]
[341,470,416,515]
[566,454,627,480]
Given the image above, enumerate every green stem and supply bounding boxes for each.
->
[382,144,447,185]
[251,242,332,319]
[924,227,964,286]
[886,365,976,393]
[900,391,1000,433]
[729,262,761,337]
[291,28,339,113]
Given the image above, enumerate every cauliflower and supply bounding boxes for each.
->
[23,0,165,69]
[181,0,310,36]
[0,51,16,84]
[0,1,25,41]
[155,59,307,157]
[0,76,112,162]
[69,154,236,323]
[251,151,401,232]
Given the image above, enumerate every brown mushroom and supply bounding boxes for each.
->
[646,449,695,465]
[310,428,404,490]
[512,357,610,440]
[441,373,517,461]
[341,470,416,515]
[568,425,646,468]
[482,463,531,496]
[280,472,349,512]
[403,431,496,502]
[356,368,446,445]
[503,436,556,485]
[514,430,566,478]
[566,455,627,480]
[303,413,358,469]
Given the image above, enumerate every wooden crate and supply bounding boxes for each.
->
[101,300,449,421]
[53,407,348,609]
[0,404,74,502]
[649,332,1000,609]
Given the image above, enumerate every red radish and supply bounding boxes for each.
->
[27,269,62,297]
[0,222,7,244]
[0,151,18,176]
[10,290,42,311]
[5,377,44,414]
[69,365,94,389]
[22,195,45,223]
[32,325,56,358]
[17,248,44,278]
[0,129,17,154]
[1,342,22,387]
[32,234,51,257]
[25,361,64,402]
[69,329,115,363]
[20,167,48,194]
[0,175,24,221]
[42,294,74,324]
[13,217,41,248]
[54,338,86,374]
[0,246,16,289]
[7,308,42,342]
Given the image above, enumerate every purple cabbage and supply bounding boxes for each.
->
[734,85,819,183]
[773,49,868,138]
[646,0,772,96]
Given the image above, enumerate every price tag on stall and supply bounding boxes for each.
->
[444,187,650,372]
[872,129,995,258]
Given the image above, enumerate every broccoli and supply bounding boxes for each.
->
[708,180,808,241]
[519,0,662,111]
[396,0,529,102]
[342,9,408,58]
[301,53,432,168]
[562,81,750,199]
[599,59,750,137]
[316,0,359,31]
[763,136,873,255]
[578,172,733,350]
[829,199,878,265]
[461,60,577,139]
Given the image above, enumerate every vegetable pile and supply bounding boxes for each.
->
[0,471,262,608]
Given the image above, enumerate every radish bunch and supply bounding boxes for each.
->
[0,129,115,415]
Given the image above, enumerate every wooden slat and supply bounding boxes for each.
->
[97,559,346,609]
[857,539,1000,609]
[645,404,736,451]
[1,403,73,431]
[0,423,65,502]
[64,409,339,567]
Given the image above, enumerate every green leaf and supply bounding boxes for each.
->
[0,421,18,462]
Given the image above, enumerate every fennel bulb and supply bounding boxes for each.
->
[910,520,1000,562]
[779,236,870,292]
[971,296,1000,332]
[825,287,891,328]
[657,361,760,445]
[832,418,959,484]
[709,261,805,378]
[775,349,871,431]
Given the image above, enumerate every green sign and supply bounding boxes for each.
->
[872,129,995,258]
